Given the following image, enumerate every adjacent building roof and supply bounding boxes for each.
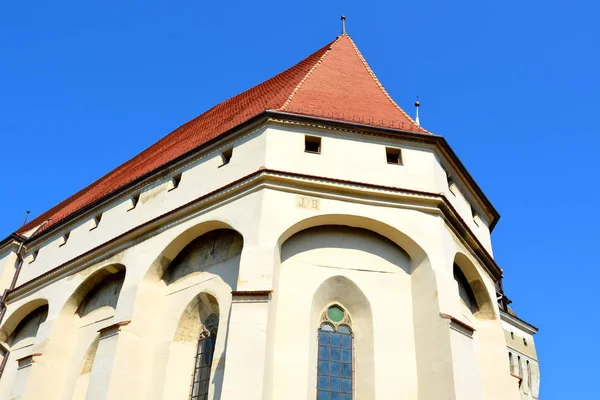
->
[19,34,427,236]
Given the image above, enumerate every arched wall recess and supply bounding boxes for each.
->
[162,229,243,286]
[162,292,224,400]
[41,264,126,400]
[270,219,438,400]
[453,253,495,320]
[144,220,241,283]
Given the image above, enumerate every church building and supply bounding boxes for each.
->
[0,28,539,399]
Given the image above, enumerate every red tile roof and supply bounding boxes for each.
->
[19,34,427,236]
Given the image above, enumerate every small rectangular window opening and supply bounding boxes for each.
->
[304,135,321,154]
[29,249,39,264]
[59,232,70,247]
[219,148,233,167]
[168,174,182,191]
[385,147,402,165]
[128,193,140,211]
[471,205,481,227]
[90,213,102,231]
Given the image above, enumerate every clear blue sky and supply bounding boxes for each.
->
[1,1,597,397]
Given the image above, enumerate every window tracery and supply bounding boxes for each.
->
[317,304,353,400]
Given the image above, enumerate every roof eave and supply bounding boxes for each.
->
[500,309,539,334]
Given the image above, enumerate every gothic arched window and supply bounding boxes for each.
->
[317,304,353,400]
[190,313,219,400]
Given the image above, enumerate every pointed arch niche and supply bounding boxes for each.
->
[0,299,48,400]
[453,253,495,320]
[144,226,242,399]
[161,293,224,400]
[54,264,126,400]
[271,223,423,399]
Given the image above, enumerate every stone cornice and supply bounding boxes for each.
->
[3,111,500,252]
[500,310,538,335]
[6,169,502,303]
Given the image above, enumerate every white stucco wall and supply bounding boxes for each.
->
[0,121,530,399]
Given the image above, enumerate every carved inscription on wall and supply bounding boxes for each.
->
[296,196,320,210]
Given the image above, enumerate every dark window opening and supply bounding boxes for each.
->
[29,249,39,264]
[305,136,321,154]
[59,232,70,247]
[220,148,233,167]
[90,213,102,231]
[128,193,140,210]
[385,147,402,165]
[169,174,182,191]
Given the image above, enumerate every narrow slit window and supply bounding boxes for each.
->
[220,148,233,167]
[444,168,457,195]
[518,356,523,378]
[527,360,532,390]
[128,193,140,211]
[90,213,102,231]
[305,136,321,154]
[168,174,182,191]
[385,147,402,165]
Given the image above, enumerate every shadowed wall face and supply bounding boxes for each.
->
[77,271,125,318]
[163,229,243,285]
[9,305,48,348]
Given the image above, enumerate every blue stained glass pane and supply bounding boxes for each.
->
[319,331,330,345]
[341,378,352,392]
[341,363,352,377]
[319,346,330,360]
[341,349,351,362]
[331,347,341,361]
[341,334,351,348]
[338,325,351,334]
[330,377,341,390]
[318,360,329,374]
[331,333,341,347]
[330,392,340,400]
[317,390,329,400]
[330,362,341,376]
[318,376,329,389]
[341,394,352,400]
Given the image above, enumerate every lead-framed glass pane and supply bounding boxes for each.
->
[317,320,353,400]
[190,314,219,400]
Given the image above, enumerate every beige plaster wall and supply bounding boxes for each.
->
[15,122,494,289]
[0,123,529,399]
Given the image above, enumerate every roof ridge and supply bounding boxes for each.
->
[277,36,343,111]
[345,36,429,134]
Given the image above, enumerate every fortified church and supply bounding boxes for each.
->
[0,24,539,400]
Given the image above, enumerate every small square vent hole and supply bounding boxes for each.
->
[305,136,321,154]
[386,147,402,165]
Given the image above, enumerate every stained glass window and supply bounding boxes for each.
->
[317,305,353,400]
[190,314,218,400]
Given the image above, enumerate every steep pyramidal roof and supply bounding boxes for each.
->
[20,34,427,236]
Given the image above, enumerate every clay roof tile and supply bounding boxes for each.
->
[20,34,426,236]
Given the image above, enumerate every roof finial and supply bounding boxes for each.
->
[414,96,421,126]
[21,210,30,227]
[341,16,347,35]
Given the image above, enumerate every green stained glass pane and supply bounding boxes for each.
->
[327,306,344,323]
